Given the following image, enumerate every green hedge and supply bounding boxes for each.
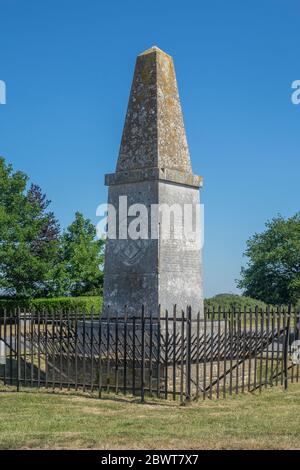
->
[0,293,296,315]
[204,294,269,311]
[0,296,102,314]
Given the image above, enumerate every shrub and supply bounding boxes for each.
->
[204,294,269,311]
[0,296,102,314]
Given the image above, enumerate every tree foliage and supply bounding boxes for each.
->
[0,157,104,298]
[237,214,300,305]
[0,158,61,297]
[61,212,104,296]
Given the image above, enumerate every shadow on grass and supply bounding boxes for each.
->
[0,380,181,408]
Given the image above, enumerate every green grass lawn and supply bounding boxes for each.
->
[0,383,299,450]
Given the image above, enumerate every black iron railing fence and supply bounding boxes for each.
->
[0,306,299,403]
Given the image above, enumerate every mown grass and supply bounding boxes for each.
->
[0,382,300,450]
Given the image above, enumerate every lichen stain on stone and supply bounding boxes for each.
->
[140,54,155,86]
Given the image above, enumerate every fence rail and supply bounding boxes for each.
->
[0,307,299,403]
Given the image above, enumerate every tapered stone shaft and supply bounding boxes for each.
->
[103,46,203,317]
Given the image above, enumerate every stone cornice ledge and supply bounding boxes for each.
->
[105,168,203,189]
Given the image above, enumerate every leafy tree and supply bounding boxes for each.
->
[61,212,104,296]
[0,158,105,298]
[237,214,300,305]
[0,157,61,297]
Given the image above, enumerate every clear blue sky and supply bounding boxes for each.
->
[0,0,299,297]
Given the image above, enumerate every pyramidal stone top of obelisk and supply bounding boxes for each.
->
[105,46,202,189]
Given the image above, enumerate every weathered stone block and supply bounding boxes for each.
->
[103,46,203,318]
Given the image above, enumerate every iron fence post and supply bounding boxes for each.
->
[17,308,21,392]
[283,305,291,390]
[185,306,192,403]
[141,305,145,403]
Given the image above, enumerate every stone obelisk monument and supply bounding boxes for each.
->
[103,46,203,317]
